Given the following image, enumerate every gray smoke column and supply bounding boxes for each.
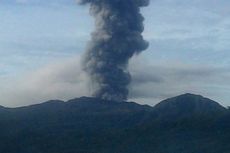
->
[79,0,149,101]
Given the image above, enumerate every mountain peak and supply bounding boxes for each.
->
[0,94,229,153]
[153,93,226,119]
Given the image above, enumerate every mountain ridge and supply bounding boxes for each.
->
[0,93,226,111]
[0,93,229,153]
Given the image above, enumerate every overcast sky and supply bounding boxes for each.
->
[0,0,230,107]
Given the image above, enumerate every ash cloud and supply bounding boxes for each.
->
[79,0,150,101]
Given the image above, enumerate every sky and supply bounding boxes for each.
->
[0,0,230,107]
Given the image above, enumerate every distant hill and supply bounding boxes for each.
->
[153,93,226,120]
[0,94,229,153]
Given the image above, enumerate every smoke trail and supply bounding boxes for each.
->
[79,0,149,101]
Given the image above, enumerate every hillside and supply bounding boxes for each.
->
[0,94,229,153]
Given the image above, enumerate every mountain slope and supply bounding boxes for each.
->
[0,94,229,153]
[153,93,226,120]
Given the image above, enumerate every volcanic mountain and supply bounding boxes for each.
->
[0,94,229,153]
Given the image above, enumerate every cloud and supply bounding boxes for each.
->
[0,55,90,107]
[129,56,230,106]
[0,0,230,107]
[0,55,230,107]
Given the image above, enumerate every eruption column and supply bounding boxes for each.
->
[79,0,149,101]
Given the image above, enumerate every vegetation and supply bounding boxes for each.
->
[0,95,229,153]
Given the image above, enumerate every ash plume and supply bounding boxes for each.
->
[79,0,149,101]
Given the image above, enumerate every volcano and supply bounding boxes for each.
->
[0,94,229,153]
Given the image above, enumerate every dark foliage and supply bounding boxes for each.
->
[0,94,229,153]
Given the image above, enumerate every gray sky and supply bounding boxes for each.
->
[0,0,230,107]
